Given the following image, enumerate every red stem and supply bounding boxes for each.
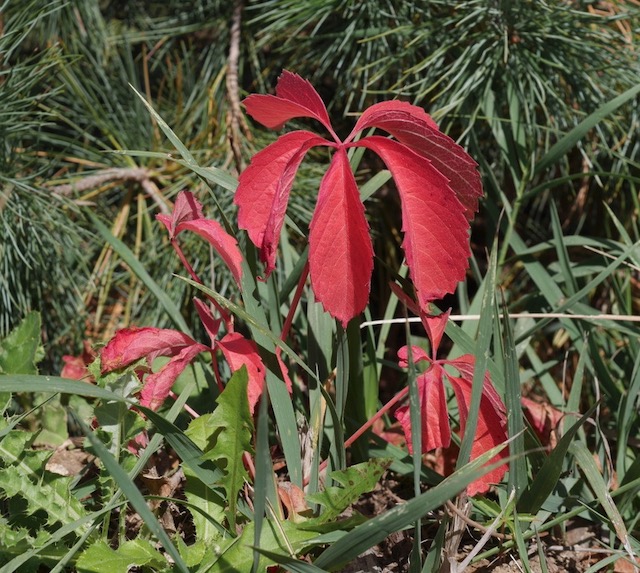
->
[307,386,410,486]
[281,261,309,343]
[171,238,233,330]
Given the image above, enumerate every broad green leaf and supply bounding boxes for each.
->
[76,539,166,573]
[0,466,87,529]
[201,367,254,531]
[0,311,43,375]
[77,417,190,573]
[197,519,318,573]
[306,459,392,524]
[183,471,227,543]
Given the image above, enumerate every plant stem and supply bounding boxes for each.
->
[312,386,409,482]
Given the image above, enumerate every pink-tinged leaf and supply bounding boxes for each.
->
[176,218,243,285]
[308,148,374,326]
[358,136,470,309]
[276,349,293,394]
[522,397,562,450]
[423,309,451,359]
[101,327,200,373]
[216,332,266,414]
[243,70,333,134]
[157,191,204,238]
[61,341,96,382]
[444,355,509,495]
[389,282,421,316]
[235,131,329,275]
[395,364,451,453]
[350,101,482,220]
[140,342,208,410]
[397,345,429,368]
[193,298,221,345]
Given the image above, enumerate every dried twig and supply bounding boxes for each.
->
[226,0,250,174]
[48,167,170,214]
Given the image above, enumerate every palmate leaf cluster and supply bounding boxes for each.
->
[249,0,640,234]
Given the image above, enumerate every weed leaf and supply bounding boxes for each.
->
[307,458,392,524]
[202,367,254,530]
[76,539,166,573]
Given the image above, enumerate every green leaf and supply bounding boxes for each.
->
[0,311,43,375]
[307,459,392,524]
[197,520,318,573]
[183,470,227,543]
[76,539,167,573]
[569,441,633,557]
[200,366,254,530]
[76,416,190,573]
[0,466,87,529]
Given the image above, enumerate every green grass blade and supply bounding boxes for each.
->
[502,300,527,499]
[518,402,598,515]
[616,352,640,480]
[569,441,633,558]
[0,374,132,402]
[253,381,276,573]
[87,210,192,336]
[129,84,197,167]
[77,415,190,573]
[549,200,578,295]
[252,548,329,572]
[457,237,498,468]
[236,250,305,489]
[534,82,640,174]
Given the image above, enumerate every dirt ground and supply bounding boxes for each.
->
[342,477,637,573]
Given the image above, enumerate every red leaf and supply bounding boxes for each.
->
[357,136,470,309]
[351,101,482,220]
[243,70,334,134]
[397,345,429,368]
[522,397,562,450]
[61,341,96,382]
[235,131,329,276]
[445,355,509,496]
[308,148,374,326]
[395,364,451,453]
[193,298,221,345]
[156,191,244,285]
[177,219,243,285]
[140,342,208,410]
[423,310,451,359]
[216,332,266,414]
[156,191,204,238]
[101,327,199,373]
